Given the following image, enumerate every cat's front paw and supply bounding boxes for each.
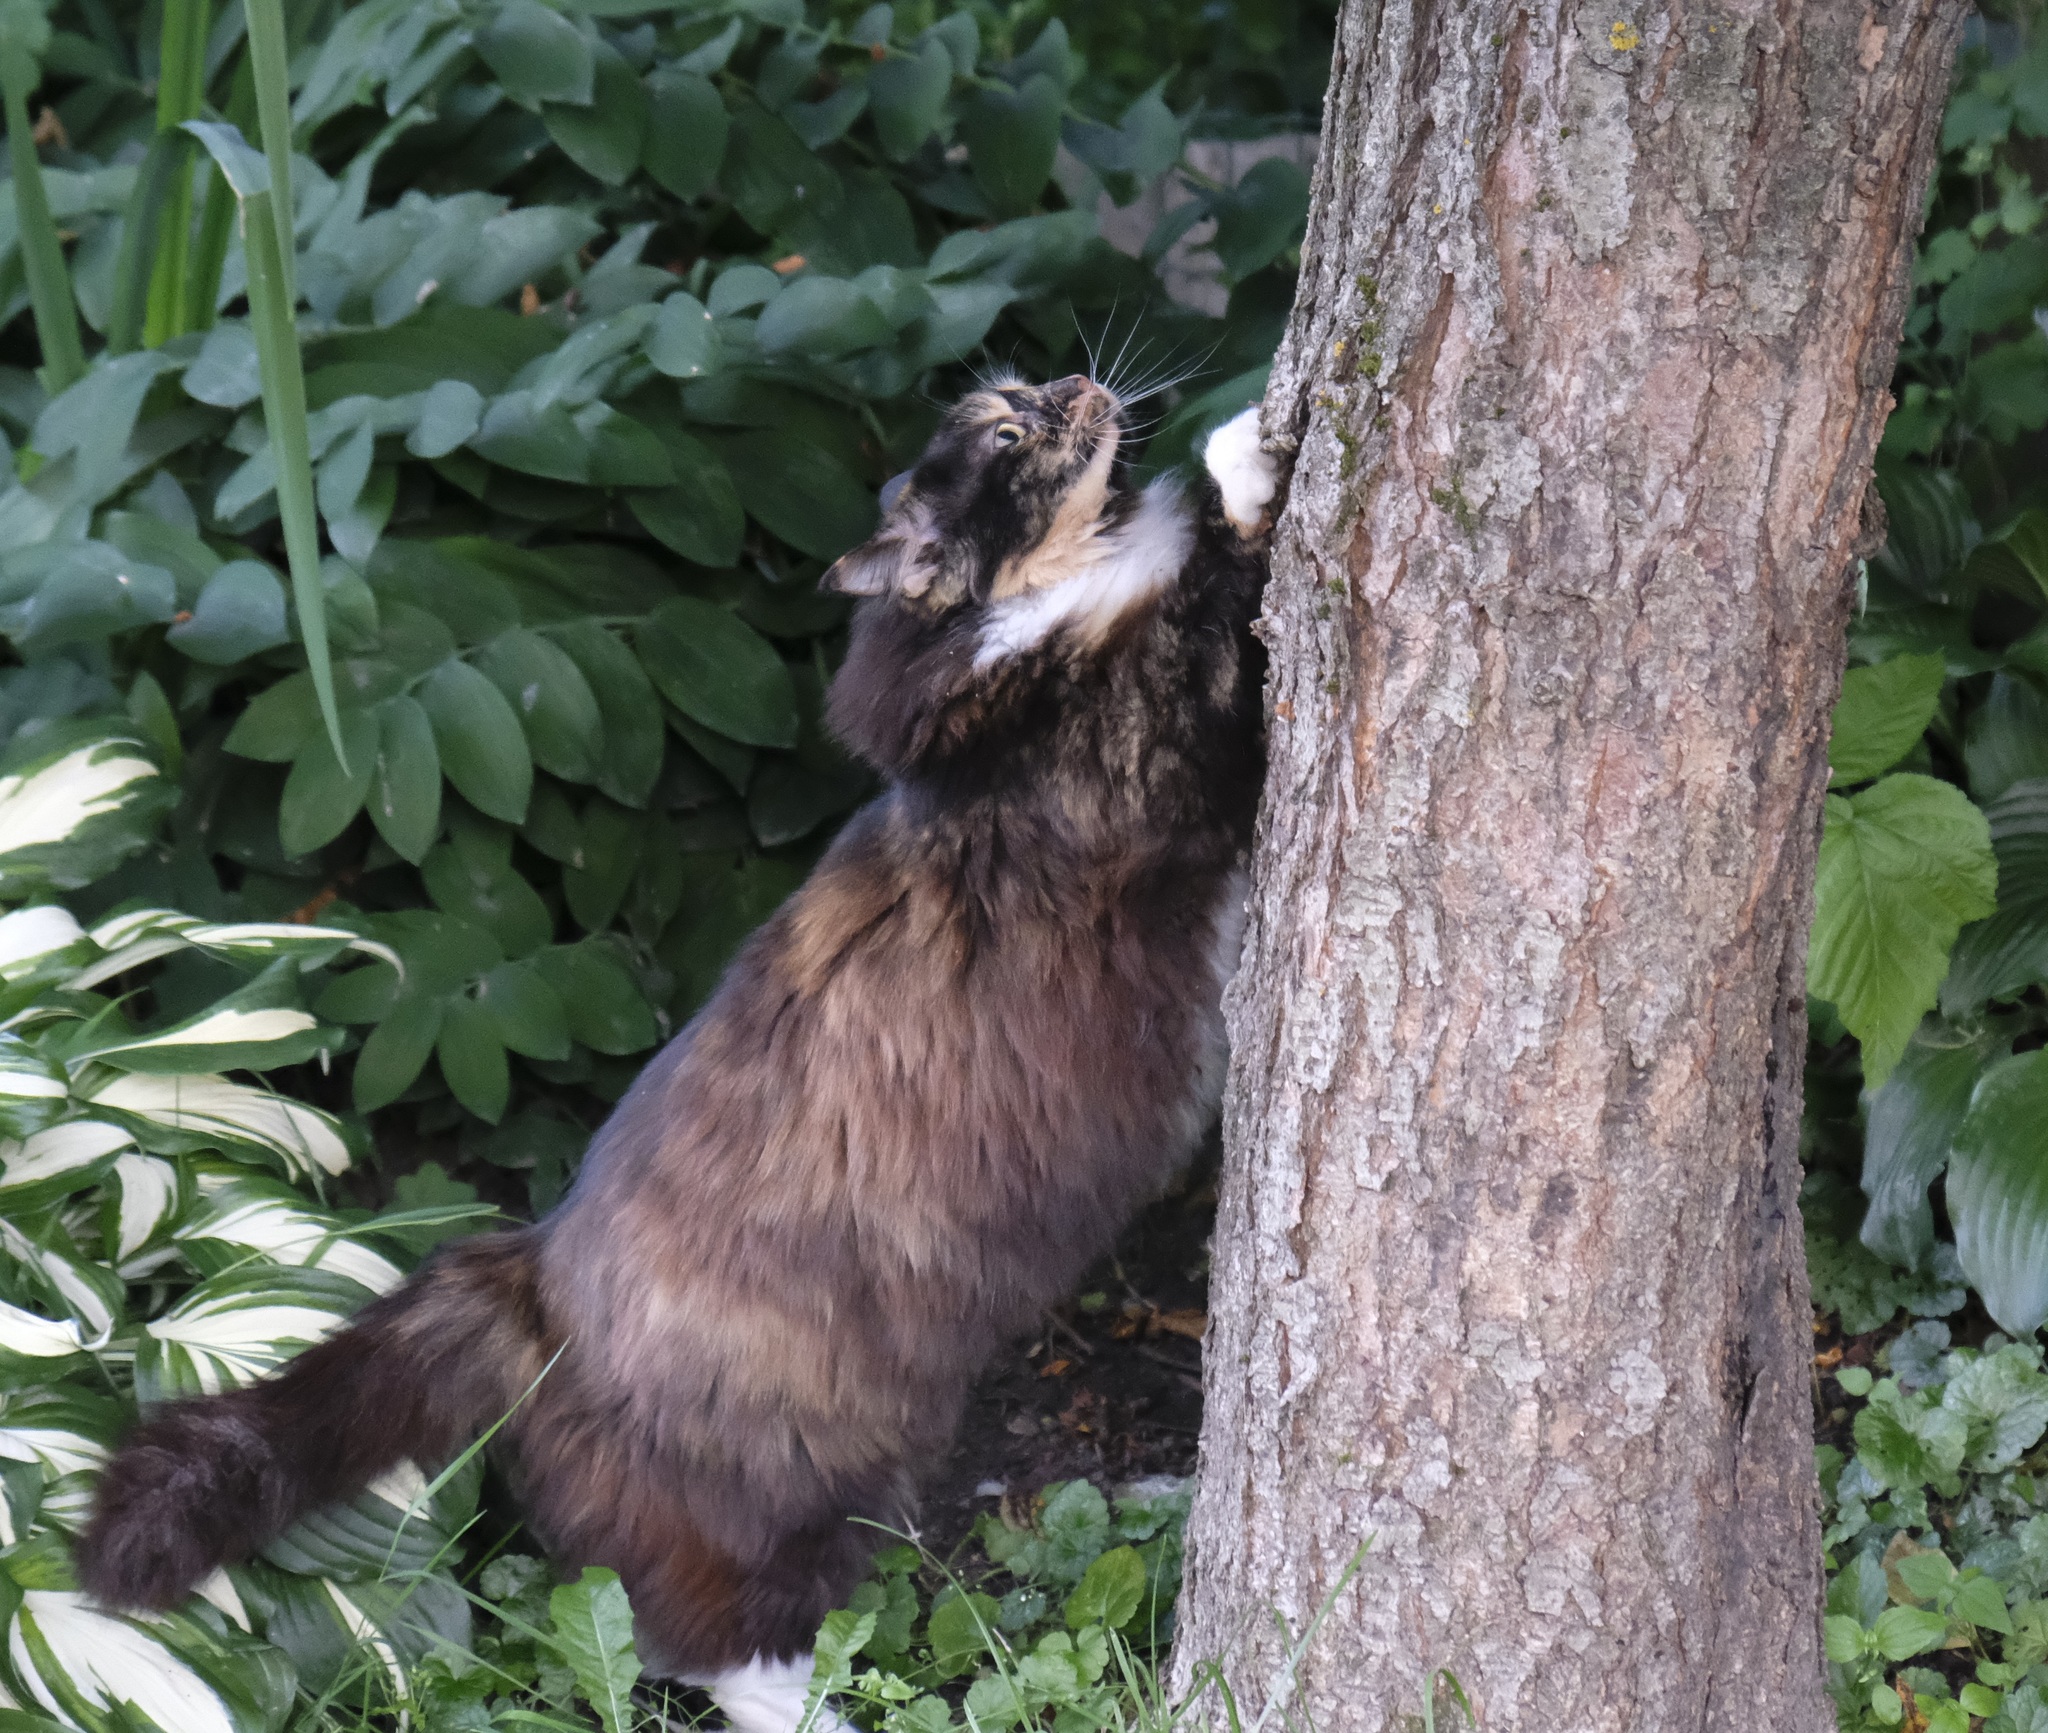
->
[1203,406,1280,537]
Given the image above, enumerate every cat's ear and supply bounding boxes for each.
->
[822,487,945,598]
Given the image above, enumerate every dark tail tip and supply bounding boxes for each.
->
[75,1401,288,1610]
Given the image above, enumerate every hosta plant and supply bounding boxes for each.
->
[0,722,500,1731]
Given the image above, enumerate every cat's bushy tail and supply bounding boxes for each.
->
[77,1228,553,1611]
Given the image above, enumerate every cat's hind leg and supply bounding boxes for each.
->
[684,1654,854,1733]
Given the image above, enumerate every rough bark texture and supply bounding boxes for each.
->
[1171,0,1964,1727]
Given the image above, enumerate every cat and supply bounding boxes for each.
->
[78,376,1281,1733]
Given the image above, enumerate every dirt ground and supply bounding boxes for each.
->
[914,1161,1220,1557]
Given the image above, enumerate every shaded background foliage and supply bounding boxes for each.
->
[0,0,1328,1223]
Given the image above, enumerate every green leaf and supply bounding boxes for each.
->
[1832,654,1947,786]
[928,1592,1000,1679]
[1873,1603,1950,1661]
[1854,1378,1969,1496]
[477,960,571,1060]
[718,429,876,561]
[354,993,444,1113]
[637,598,798,748]
[1861,1022,2002,1268]
[543,40,648,186]
[423,841,553,959]
[417,658,535,823]
[646,291,719,379]
[629,429,744,567]
[533,942,658,1054]
[476,627,605,784]
[757,275,893,357]
[1808,775,1997,1085]
[960,75,1062,218]
[1967,674,2048,803]
[437,996,509,1123]
[1955,1571,2017,1633]
[167,561,292,665]
[1952,1050,2048,1334]
[476,0,594,105]
[547,1568,642,1733]
[1822,1613,1868,1663]
[224,671,322,763]
[280,708,379,857]
[642,69,728,199]
[722,99,840,237]
[369,694,443,864]
[550,621,667,806]
[1064,1545,1145,1631]
[870,41,953,160]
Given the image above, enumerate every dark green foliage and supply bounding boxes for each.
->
[0,0,1306,1210]
[1805,9,2048,1342]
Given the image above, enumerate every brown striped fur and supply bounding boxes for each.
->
[79,377,1270,1680]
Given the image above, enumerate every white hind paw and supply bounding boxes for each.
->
[1203,406,1279,536]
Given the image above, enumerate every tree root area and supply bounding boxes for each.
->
[912,1165,1219,1559]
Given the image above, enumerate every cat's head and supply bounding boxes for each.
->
[822,375,1130,609]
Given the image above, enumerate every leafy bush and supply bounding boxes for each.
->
[1805,10,2048,1341]
[0,0,1304,1215]
[1820,1326,2048,1733]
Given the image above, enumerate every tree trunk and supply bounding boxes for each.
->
[1171,0,1964,1726]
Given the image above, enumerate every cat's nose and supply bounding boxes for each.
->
[1049,375,1114,414]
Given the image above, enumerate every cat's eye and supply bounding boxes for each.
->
[994,423,1025,446]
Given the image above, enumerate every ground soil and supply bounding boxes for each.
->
[913,1158,1220,1560]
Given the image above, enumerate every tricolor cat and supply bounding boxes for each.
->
[81,379,1280,1733]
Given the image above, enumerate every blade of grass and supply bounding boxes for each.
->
[107,128,183,353]
[186,119,346,768]
[241,0,297,308]
[185,50,254,334]
[140,0,212,341]
[0,5,85,392]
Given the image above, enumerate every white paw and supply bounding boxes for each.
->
[1203,406,1279,534]
[686,1653,853,1733]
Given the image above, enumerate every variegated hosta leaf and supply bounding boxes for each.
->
[0,1389,122,1481]
[68,913,401,995]
[8,1591,290,1733]
[244,1563,470,1703]
[264,1460,460,1583]
[177,1178,404,1294]
[0,731,168,900]
[0,1227,120,1344]
[0,1305,89,1369]
[82,1073,356,1180]
[0,1042,68,1142]
[71,960,334,1077]
[135,1265,368,1401]
[0,1123,131,1215]
[103,1152,182,1268]
[0,908,89,988]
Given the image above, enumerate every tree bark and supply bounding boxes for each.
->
[1171,0,1964,1727]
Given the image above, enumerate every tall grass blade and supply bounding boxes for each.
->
[241,0,297,307]
[139,0,211,342]
[185,51,255,334]
[0,6,85,391]
[187,119,345,768]
[107,129,182,352]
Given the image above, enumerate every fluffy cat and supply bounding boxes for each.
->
[78,377,1280,1733]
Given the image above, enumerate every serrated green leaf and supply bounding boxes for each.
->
[1809,774,1997,1085]
[1832,654,1947,785]
[1064,1545,1145,1631]
[547,1568,642,1733]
